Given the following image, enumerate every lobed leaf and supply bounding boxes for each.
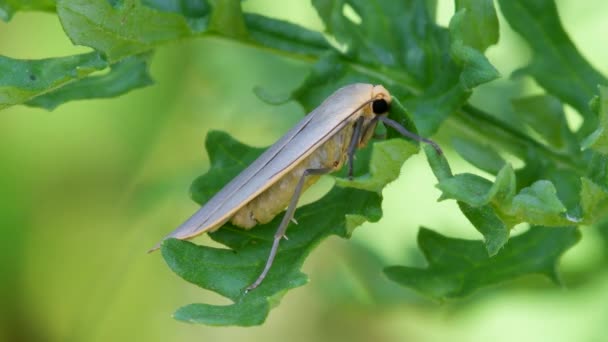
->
[582,86,608,154]
[545,168,582,219]
[458,203,509,256]
[497,0,608,135]
[335,139,419,193]
[162,130,416,326]
[580,177,608,225]
[26,54,153,110]
[424,145,509,254]
[511,95,579,152]
[427,140,578,254]
[245,14,332,57]
[385,226,580,300]
[0,52,107,110]
[57,0,202,62]
[449,0,500,90]
[486,163,516,205]
[436,172,570,228]
[436,173,493,207]
[452,136,506,175]
[453,0,498,52]
[423,143,452,181]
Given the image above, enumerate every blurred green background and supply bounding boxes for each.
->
[1,1,608,341]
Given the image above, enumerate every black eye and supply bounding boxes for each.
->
[372,99,389,114]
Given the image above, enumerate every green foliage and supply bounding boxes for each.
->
[497,0,608,135]
[385,226,580,300]
[3,0,608,327]
[0,52,106,110]
[27,54,153,110]
[582,86,608,154]
[452,137,505,174]
[57,0,201,62]
[511,95,579,153]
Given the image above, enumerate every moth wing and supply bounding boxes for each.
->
[151,83,374,250]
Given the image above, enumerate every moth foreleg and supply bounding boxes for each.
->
[346,116,365,180]
[379,116,443,154]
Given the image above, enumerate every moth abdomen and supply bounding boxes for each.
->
[230,123,355,228]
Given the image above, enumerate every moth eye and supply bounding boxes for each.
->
[372,99,389,114]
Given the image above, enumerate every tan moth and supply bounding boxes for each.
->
[152,83,441,291]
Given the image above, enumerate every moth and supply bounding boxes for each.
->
[152,83,441,291]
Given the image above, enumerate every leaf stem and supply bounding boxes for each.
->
[454,104,585,174]
[203,34,421,93]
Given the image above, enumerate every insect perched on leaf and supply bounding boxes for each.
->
[151,83,441,291]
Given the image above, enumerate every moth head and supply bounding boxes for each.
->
[370,85,391,115]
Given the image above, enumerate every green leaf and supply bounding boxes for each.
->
[208,0,248,39]
[463,164,514,255]
[582,86,608,154]
[449,39,499,91]
[142,1,332,58]
[312,0,402,68]
[57,0,252,62]
[449,0,500,89]
[335,139,418,193]
[452,136,506,174]
[189,132,263,206]
[436,164,516,208]
[487,163,516,205]
[586,150,608,189]
[172,297,269,327]
[57,0,201,62]
[458,203,509,256]
[0,52,107,110]
[497,0,608,134]
[425,146,509,254]
[386,96,420,140]
[510,180,569,226]
[546,168,582,219]
[423,143,453,181]
[244,14,332,57]
[513,148,549,189]
[290,0,501,136]
[162,130,417,326]
[140,0,210,18]
[26,54,153,110]
[436,173,493,206]
[512,95,578,151]
[435,165,571,228]
[580,177,608,224]
[453,0,498,52]
[384,226,580,300]
[0,0,54,21]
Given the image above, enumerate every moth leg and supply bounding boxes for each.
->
[245,166,333,292]
[361,116,384,140]
[379,116,443,154]
[346,116,365,180]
